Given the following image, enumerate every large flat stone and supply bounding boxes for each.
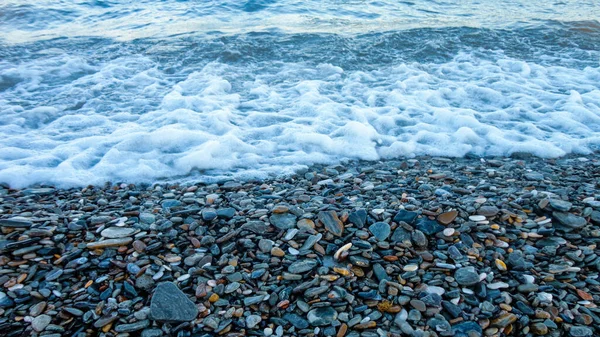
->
[150,282,198,322]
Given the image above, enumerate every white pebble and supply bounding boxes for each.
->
[523,275,535,283]
[334,243,352,260]
[537,292,553,303]
[284,229,299,240]
[469,215,486,222]
[403,264,418,272]
[487,282,509,289]
[425,285,445,296]
[8,284,23,291]
[288,247,299,255]
[264,328,273,336]
[494,241,509,248]
[442,228,455,236]
[537,219,552,225]
[177,274,190,282]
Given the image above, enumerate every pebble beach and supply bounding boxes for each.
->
[1,155,599,337]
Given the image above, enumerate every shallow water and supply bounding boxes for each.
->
[1,1,600,187]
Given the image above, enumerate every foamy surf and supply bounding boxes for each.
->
[1,2,599,188]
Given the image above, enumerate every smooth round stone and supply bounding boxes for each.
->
[530,322,549,335]
[403,264,418,272]
[202,209,217,221]
[32,314,52,332]
[425,286,445,296]
[443,228,455,236]
[246,315,262,329]
[412,230,428,247]
[469,215,486,222]
[537,292,553,303]
[264,327,273,336]
[410,300,426,312]
[307,307,338,326]
[29,301,47,316]
[454,268,480,286]
[258,239,273,253]
[437,211,458,225]
[477,206,499,217]
[549,199,572,212]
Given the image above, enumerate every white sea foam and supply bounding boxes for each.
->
[1,52,600,187]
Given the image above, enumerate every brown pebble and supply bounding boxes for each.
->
[272,205,289,213]
[196,284,208,298]
[577,289,593,301]
[271,247,285,257]
[208,293,219,302]
[132,240,146,252]
[337,323,348,337]
[437,210,458,225]
[190,237,201,248]
[354,321,376,329]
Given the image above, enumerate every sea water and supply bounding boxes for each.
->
[1,0,599,187]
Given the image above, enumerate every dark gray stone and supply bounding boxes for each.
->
[394,210,418,224]
[553,212,587,230]
[391,227,411,243]
[288,259,318,273]
[369,222,391,241]
[270,213,297,230]
[115,320,149,333]
[453,321,483,337]
[412,230,428,247]
[477,206,499,217]
[570,326,593,337]
[348,209,367,228]
[372,263,389,282]
[0,219,32,228]
[307,307,338,326]
[150,282,198,322]
[318,211,343,236]
[416,219,444,235]
[283,313,309,329]
[549,199,572,212]
[454,268,480,286]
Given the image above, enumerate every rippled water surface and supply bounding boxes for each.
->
[1,1,600,187]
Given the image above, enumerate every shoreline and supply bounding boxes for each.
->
[1,155,599,337]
